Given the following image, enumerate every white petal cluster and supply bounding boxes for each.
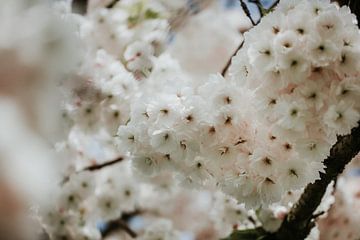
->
[79,0,186,78]
[120,0,360,207]
[230,0,360,138]
[39,163,138,240]
[227,0,360,202]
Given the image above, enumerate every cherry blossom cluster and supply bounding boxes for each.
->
[38,1,261,239]
[0,0,84,239]
[39,163,139,240]
[78,0,192,79]
[230,0,360,139]
[228,0,360,201]
[120,0,360,208]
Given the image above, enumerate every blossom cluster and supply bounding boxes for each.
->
[0,0,83,239]
[39,163,139,240]
[120,0,360,208]
[78,0,192,79]
[39,1,257,240]
[228,0,360,202]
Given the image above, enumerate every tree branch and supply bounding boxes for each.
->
[101,218,137,238]
[61,157,125,185]
[249,0,265,18]
[239,0,256,26]
[268,0,280,12]
[82,156,124,172]
[101,210,142,239]
[222,0,280,77]
[221,41,244,77]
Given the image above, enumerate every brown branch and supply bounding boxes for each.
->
[82,156,124,172]
[101,210,142,238]
[239,0,256,26]
[221,41,244,77]
[249,0,264,18]
[102,219,137,238]
[268,0,280,11]
[61,157,125,185]
[222,0,280,77]
[221,0,254,77]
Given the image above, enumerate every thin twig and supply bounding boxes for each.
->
[82,156,124,172]
[239,0,256,25]
[61,157,125,185]
[221,0,281,77]
[312,211,325,219]
[101,210,142,238]
[221,41,244,77]
[268,0,280,11]
[102,219,137,238]
[249,0,264,19]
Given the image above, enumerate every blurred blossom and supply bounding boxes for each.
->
[0,0,80,238]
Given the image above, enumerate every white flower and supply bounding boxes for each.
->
[185,156,213,184]
[296,80,325,111]
[124,41,154,72]
[150,129,178,153]
[275,97,309,132]
[335,48,360,77]
[308,36,340,67]
[295,138,331,162]
[303,0,332,17]
[257,177,282,204]
[279,159,314,190]
[324,101,360,135]
[248,36,276,72]
[116,125,139,151]
[68,171,96,199]
[257,207,282,233]
[279,51,310,83]
[95,187,122,221]
[273,31,300,55]
[249,149,278,177]
[132,154,159,176]
[315,10,343,39]
[331,78,360,105]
